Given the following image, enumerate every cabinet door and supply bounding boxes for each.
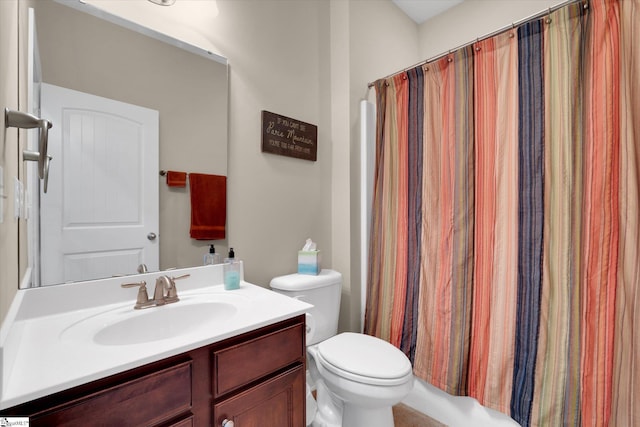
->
[213,365,305,427]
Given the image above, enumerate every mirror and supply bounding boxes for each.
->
[20,0,228,288]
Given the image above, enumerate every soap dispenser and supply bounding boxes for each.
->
[223,247,241,290]
[204,244,222,265]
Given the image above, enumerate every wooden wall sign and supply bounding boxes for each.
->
[261,110,317,161]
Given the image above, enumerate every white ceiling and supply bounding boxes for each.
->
[391,0,464,24]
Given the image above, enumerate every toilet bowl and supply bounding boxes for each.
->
[270,270,414,427]
[310,332,414,427]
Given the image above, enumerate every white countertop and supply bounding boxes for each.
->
[0,265,311,409]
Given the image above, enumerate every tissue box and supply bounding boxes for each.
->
[298,250,321,275]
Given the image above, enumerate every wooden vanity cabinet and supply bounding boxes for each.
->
[3,315,306,427]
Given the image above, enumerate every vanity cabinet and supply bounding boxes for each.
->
[3,315,305,427]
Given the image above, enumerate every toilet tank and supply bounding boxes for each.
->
[270,269,342,346]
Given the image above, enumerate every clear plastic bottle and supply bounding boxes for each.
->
[204,244,222,265]
[223,247,241,290]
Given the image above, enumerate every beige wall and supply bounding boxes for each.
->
[198,0,331,288]
[418,0,563,59]
[345,1,419,331]
[196,0,419,333]
[1,0,20,324]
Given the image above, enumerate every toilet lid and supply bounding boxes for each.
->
[317,333,412,381]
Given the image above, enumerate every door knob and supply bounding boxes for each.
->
[222,419,234,427]
[147,232,157,240]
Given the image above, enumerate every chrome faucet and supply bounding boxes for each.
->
[121,274,189,309]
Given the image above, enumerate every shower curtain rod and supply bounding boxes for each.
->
[367,0,588,88]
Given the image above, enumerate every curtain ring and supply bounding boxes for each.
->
[475,37,481,52]
[545,7,552,24]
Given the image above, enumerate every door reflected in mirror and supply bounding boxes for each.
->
[21,0,228,288]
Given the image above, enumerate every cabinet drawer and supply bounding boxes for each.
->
[31,361,192,427]
[213,322,304,397]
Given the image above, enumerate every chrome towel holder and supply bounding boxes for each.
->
[4,107,53,193]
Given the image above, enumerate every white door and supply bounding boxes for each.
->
[40,83,159,286]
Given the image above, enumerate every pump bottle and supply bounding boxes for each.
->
[223,248,241,290]
[204,245,222,265]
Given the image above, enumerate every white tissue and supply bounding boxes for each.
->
[302,238,317,251]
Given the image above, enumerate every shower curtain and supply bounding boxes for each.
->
[364,0,639,425]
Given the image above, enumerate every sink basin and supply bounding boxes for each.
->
[94,301,237,346]
[60,293,247,346]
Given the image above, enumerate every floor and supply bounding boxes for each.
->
[310,390,447,426]
[393,403,448,427]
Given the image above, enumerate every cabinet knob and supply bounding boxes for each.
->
[222,419,234,427]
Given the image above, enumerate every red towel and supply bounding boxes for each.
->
[189,173,226,240]
[166,170,187,187]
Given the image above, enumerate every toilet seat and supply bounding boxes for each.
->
[316,332,413,386]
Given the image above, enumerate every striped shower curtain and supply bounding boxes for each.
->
[364,0,639,425]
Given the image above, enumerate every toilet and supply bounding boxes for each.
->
[270,269,414,427]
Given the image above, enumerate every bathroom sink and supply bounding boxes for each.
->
[94,301,237,345]
[60,293,246,346]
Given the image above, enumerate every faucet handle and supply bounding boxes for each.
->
[163,274,189,303]
[121,280,147,289]
[121,281,152,309]
[162,274,181,303]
